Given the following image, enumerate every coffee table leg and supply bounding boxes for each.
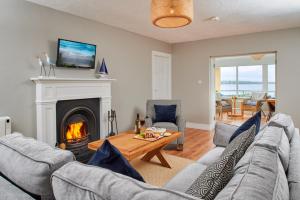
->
[141,147,171,168]
[155,151,171,168]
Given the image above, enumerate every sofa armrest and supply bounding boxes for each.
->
[176,116,186,145]
[0,133,74,198]
[214,123,239,147]
[176,115,186,133]
[145,116,153,127]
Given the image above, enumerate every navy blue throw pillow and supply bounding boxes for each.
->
[88,140,145,182]
[229,111,261,143]
[154,104,177,123]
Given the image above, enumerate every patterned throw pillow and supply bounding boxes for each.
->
[221,125,256,161]
[185,153,236,200]
[185,125,256,200]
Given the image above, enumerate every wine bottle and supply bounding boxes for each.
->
[135,114,141,134]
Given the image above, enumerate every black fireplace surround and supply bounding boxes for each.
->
[56,98,100,162]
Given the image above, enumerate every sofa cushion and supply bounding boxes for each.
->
[164,163,207,193]
[87,140,144,182]
[221,125,256,163]
[154,104,177,123]
[215,145,289,200]
[153,122,178,131]
[214,123,239,147]
[0,133,74,197]
[254,126,290,171]
[197,147,225,166]
[229,111,261,142]
[0,176,35,200]
[268,113,295,141]
[185,152,236,200]
[287,128,300,200]
[52,161,199,200]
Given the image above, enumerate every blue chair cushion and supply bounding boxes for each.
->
[229,111,261,143]
[88,140,145,182]
[221,101,230,106]
[222,105,232,109]
[154,104,177,123]
[244,100,257,106]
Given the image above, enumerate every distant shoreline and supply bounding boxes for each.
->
[221,81,275,84]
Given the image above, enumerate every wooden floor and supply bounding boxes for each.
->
[164,112,266,161]
[217,111,267,126]
[164,128,215,161]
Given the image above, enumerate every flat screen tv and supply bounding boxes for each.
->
[56,39,96,69]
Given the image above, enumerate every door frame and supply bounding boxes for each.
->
[152,51,172,99]
[209,51,277,125]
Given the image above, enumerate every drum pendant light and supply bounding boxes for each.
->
[151,0,194,28]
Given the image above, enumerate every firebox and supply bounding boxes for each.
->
[56,98,100,163]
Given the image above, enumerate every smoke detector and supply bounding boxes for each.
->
[205,16,220,22]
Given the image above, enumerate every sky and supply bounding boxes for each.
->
[220,65,275,82]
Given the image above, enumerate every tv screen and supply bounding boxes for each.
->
[56,39,96,69]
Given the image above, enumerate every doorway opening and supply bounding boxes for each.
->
[210,52,277,126]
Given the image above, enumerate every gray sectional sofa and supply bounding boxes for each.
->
[0,113,299,200]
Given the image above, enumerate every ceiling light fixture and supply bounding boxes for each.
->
[151,0,194,28]
[251,54,265,61]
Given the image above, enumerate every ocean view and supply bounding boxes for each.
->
[221,83,275,97]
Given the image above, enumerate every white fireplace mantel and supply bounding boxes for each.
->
[31,77,115,146]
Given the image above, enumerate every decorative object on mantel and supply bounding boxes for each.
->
[44,53,56,77]
[95,58,109,78]
[108,109,118,137]
[151,0,194,28]
[37,56,47,77]
[36,53,56,78]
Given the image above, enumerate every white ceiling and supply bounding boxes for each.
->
[26,0,300,43]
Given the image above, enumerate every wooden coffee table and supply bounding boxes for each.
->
[88,130,181,168]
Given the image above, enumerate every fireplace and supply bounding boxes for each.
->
[56,98,100,163]
[31,77,113,150]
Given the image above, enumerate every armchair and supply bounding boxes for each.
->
[243,92,267,115]
[215,92,232,119]
[145,100,185,150]
[216,99,232,119]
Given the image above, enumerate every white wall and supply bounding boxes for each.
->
[214,53,275,67]
[0,0,171,138]
[172,27,300,127]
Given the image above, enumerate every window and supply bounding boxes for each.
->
[268,64,276,98]
[218,64,276,97]
[220,67,236,96]
[238,65,262,97]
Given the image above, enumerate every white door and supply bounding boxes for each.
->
[152,51,172,99]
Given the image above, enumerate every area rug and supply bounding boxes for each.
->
[131,153,195,187]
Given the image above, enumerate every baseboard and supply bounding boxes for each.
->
[186,122,215,131]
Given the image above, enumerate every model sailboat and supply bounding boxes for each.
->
[96,58,109,78]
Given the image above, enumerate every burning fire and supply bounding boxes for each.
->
[66,122,87,142]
